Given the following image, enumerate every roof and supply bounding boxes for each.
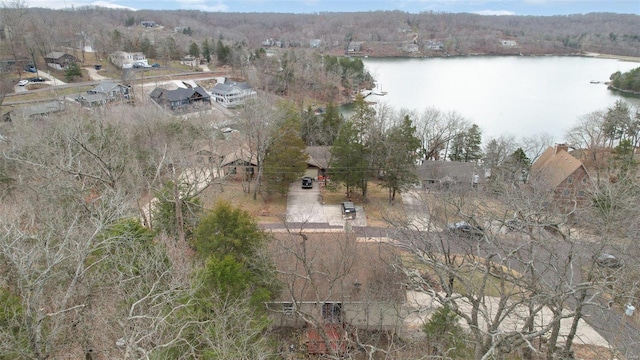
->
[530,146,587,188]
[211,79,254,93]
[4,101,65,120]
[305,146,331,169]
[150,86,210,102]
[269,232,405,303]
[416,160,478,183]
[45,51,73,59]
[89,81,124,93]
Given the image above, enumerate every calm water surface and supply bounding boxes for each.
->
[357,56,640,142]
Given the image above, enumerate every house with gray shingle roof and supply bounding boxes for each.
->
[415,160,481,191]
[149,86,211,111]
[76,81,131,107]
[210,79,256,108]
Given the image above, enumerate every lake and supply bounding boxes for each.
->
[352,56,640,142]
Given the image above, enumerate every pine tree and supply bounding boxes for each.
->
[263,111,309,196]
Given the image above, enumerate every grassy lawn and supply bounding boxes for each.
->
[199,180,287,224]
[321,180,401,227]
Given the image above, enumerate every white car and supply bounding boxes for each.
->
[18,79,29,86]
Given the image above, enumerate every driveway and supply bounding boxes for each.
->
[85,66,110,81]
[401,189,431,231]
[285,180,367,227]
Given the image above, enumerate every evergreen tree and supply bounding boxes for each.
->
[263,113,309,196]
[188,41,200,58]
[192,201,279,304]
[329,94,375,199]
[216,40,231,65]
[321,102,344,145]
[64,62,82,82]
[201,39,211,62]
[464,124,483,162]
[330,121,370,199]
[448,124,483,162]
[379,115,421,202]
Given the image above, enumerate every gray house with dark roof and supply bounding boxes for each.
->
[76,81,131,107]
[150,87,211,111]
[44,51,77,69]
[210,80,256,108]
[416,160,481,191]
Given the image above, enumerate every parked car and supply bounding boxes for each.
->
[151,63,160,68]
[448,221,485,239]
[29,77,46,82]
[341,202,356,219]
[94,64,102,70]
[17,79,29,86]
[24,66,36,73]
[596,254,622,269]
[301,176,313,189]
[133,62,152,68]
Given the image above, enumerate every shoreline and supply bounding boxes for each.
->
[581,52,640,63]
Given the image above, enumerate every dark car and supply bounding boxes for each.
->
[596,254,622,269]
[151,63,160,68]
[29,77,46,82]
[94,64,102,70]
[448,221,485,239]
[24,65,36,73]
[301,176,313,189]
[341,202,356,219]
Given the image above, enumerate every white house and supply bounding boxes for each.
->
[109,51,149,69]
[209,79,257,108]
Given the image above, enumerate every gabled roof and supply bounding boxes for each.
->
[530,145,587,188]
[89,81,126,94]
[269,232,405,303]
[211,81,253,94]
[306,146,331,169]
[45,51,72,59]
[416,160,478,183]
[150,86,210,102]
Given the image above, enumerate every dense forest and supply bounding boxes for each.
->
[4,7,640,59]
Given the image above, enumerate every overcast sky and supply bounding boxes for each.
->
[22,0,640,16]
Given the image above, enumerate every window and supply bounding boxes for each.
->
[283,303,294,315]
[322,302,342,323]
[577,191,585,197]
[567,177,573,184]
[562,189,570,196]
[582,178,588,184]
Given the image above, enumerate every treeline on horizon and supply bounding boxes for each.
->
[23,7,640,57]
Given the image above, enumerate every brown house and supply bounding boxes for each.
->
[529,144,591,204]
[266,232,407,355]
[44,51,77,69]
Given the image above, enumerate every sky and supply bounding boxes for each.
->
[24,0,640,16]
